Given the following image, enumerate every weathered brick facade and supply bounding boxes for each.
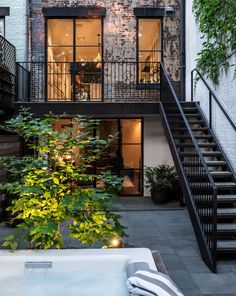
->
[30,0,180,83]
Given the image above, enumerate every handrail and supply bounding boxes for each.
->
[160,61,217,272]
[161,62,217,190]
[191,68,236,132]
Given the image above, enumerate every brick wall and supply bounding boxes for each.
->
[30,0,180,83]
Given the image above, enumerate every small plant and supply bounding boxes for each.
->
[145,165,178,192]
[144,165,179,203]
[0,108,126,250]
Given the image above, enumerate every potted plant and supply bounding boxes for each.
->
[144,165,178,204]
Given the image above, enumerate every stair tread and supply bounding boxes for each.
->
[181,151,221,156]
[217,208,236,215]
[176,143,217,147]
[217,195,236,201]
[174,135,212,139]
[215,182,236,188]
[183,161,226,166]
[217,240,236,250]
[211,171,232,176]
[217,224,236,231]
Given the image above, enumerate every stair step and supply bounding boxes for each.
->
[174,135,212,139]
[176,143,217,148]
[217,240,236,253]
[202,151,222,157]
[194,194,236,203]
[215,182,236,189]
[217,195,236,202]
[206,161,227,166]
[183,161,227,167]
[190,182,236,189]
[217,224,236,233]
[211,171,232,178]
[217,208,236,218]
[168,120,205,125]
[172,127,209,132]
[187,171,232,180]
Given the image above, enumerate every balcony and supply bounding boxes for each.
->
[16,61,161,102]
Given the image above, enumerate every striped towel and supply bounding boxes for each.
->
[127,269,184,296]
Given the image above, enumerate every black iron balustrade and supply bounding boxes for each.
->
[0,35,16,107]
[160,62,217,272]
[16,61,161,102]
[191,68,236,174]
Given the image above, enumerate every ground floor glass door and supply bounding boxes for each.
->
[96,119,143,196]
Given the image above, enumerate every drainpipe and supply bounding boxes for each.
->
[179,0,186,101]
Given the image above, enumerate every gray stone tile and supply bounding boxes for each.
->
[192,273,236,294]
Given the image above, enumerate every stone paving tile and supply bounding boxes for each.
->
[192,273,236,295]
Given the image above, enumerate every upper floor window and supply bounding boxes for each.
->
[47,18,102,101]
[137,18,161,84]
[0,17,5,36]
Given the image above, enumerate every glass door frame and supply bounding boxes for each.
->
[95,118,144,196]
[45,16,104,102]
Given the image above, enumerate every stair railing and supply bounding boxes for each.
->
[191,68,236,174]
[191,68,236,132]
[160,62,218,272]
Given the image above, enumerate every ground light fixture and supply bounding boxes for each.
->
[110,237,124,248]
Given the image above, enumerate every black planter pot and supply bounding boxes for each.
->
[151,190,171,204]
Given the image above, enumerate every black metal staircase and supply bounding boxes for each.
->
[160,62,236,272]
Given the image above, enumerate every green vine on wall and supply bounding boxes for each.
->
[193,0,236,84]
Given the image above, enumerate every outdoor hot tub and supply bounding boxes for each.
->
[0,248,157,296]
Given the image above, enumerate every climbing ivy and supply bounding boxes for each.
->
[193,0,236,84]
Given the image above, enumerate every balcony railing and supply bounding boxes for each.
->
[16,61,160,102]
[0,35,16,107]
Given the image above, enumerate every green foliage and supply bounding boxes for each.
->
[193,0,236,83]
[0,108,126,250]
[144,165,178,192]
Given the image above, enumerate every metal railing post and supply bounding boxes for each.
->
[209,92,212,129]
[191,70,194,102]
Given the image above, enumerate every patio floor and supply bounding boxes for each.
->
[1,196,236,296]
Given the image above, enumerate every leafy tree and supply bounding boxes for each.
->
[0,108,126,249]
[193,0,236,83]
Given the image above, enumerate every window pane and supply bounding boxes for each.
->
[76,46,101,62]
[48,19,73,46]
[76,19,101,46]
[122,144,141,170]
[120,170,142,195]
[48,46,73,62]
[121,119,141,144]
[139,19,161,52]
[138,19,161,84]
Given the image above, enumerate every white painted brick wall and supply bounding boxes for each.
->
[0,0,28,61]
[186,0,236,172]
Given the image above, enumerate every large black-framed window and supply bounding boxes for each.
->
[46,18,102,101]
[54,118,143,196]
[137,18,162,85]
